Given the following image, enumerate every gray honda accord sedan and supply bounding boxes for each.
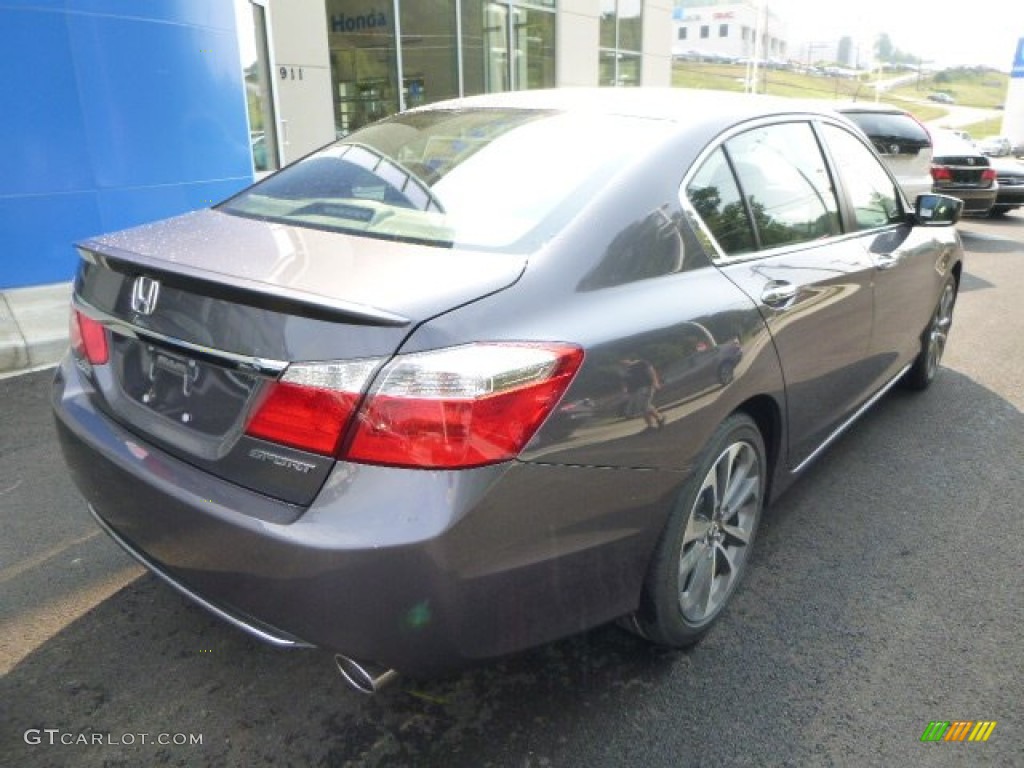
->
[53,89,963,692]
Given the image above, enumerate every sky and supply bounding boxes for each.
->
[768,0,1024,71]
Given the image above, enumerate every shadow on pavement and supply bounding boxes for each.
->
[3,369,1022,767]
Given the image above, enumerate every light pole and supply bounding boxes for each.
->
[747,0,767,94]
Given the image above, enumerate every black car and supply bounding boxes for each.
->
[990,157,1024,215]
[54,89,964,692]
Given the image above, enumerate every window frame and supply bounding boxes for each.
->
[600,0,643,87]
[679,115,911,266]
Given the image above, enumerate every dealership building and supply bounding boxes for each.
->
[242,0,673,174]
[671,0,787,62]
[2,0,671,299]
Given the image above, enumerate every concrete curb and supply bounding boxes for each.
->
[0,282,73,377]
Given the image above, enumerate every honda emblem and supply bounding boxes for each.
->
[131,276,161,315]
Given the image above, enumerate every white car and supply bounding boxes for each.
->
[977,136,1013,157]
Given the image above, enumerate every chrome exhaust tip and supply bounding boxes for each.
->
[333,654,398,694]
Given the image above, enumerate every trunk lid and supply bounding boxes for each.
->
[73,210,526,506]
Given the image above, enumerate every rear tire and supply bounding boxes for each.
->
[634,413,766,648]
[903,275,957,391]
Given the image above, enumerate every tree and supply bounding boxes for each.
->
[838,36,852,67]
[876,33,894,62]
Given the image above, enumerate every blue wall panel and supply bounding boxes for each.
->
[0,1,254,290]
[95,178,249,235]
[0,10,94,196]
[69,13,251,187]
[0,192,103,289]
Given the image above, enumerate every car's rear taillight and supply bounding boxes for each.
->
[245,360,381,455]
[70,308,109,365]
[981,168,997,183]
[347,343,584,469]
[931,165,952,182]
[244,344,584,466]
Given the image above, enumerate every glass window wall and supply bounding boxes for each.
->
[326,1,557,135]
[399,2,459,109]
[463,2,555,95]
[326,1,400,135]
[237,0,280,172]
[512,4,556,89]
[600,0,642,87]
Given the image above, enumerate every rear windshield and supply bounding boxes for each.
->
[842,111,930,156]
[219,109,674,252]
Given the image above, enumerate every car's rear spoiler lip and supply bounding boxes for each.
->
[76,240,412,328]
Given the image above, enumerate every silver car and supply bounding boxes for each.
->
[834,103,934,202]
[54,89,964,692]
[931,129,998,216]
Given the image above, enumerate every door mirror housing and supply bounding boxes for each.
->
[914,194,963,226]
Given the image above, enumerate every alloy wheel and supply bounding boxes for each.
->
[677,440,761,624]
[926,281,956,381]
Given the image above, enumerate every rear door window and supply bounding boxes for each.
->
[685,147,756,257]
[724,122,842,250]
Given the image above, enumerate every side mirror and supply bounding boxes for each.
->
[914,194,963,226]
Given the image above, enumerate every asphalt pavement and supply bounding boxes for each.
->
[1,213,1022,767]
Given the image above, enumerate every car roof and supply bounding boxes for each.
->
[413,88,854,134]
[824,101,913,116]
[932,129,984,155]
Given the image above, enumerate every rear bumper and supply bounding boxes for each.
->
[86,503,313,648]
[53,357,676,674]
[994,186,1024,209]
[936,187,997,215]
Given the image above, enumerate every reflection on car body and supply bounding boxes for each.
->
[54,89,964,691]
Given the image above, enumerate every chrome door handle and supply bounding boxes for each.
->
[761,281,798,307]
[873,252,901,270]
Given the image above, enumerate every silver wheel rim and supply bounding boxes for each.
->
[677,440,761,624]
[926,282,955,380]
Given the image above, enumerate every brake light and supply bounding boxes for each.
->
[245,344,584,466]
[70,308,109,365]
[931,165,952,182]
[981,168,997,182]
[346,343,584,469]
[245,360,380,455]
[909,112,932,145]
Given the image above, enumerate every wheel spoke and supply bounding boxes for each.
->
[702,462,721,511]
[723,473,758,516]
[683,516,712,545]
[686,549,715,618]
[677,543,703,591]
[718,444,743,496]
[720,522,750,546]
[714,542,737,580]
[940,287,955,319]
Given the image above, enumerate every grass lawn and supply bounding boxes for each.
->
[884,68,1008,109]
[953,116,1004,138]
[671,62,948,123]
